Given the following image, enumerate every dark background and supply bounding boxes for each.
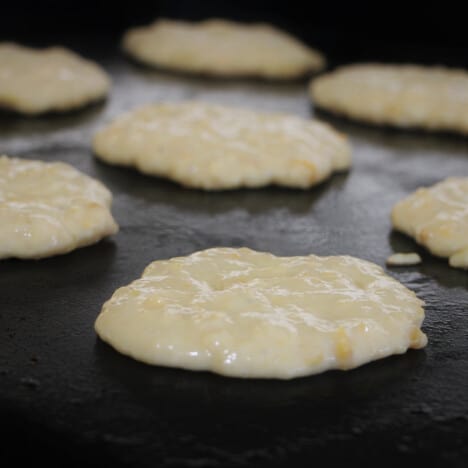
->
[2,0,468,66]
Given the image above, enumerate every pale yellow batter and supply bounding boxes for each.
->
[310,64,468,133]
[386,253,422,266]
[0,156,118,259]
[392,177,468,269]
[95,247,427,379]
[92,101,351,190]
[123,18,325,79]
[0,42,110,114]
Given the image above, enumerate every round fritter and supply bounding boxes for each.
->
[123,18,325,79]
[0,42,110,114]
[392,177,468,269]
[93,101,350,190]
[0,156,118,259]
[95,247,427,379]
[310,64,468,133]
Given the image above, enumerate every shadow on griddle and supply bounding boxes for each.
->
[388,231,468,289]
[124,52,316,87]
[0,99,107,138]
[0,238,117,286]
[94,337,426,419]
[388,230,427,258]
[92,158,349,216]
[312,107,468,152]
[122,58,310,115]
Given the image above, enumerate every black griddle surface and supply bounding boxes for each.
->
[1,36,468,468]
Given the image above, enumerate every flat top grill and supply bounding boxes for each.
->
[1,35,467,468]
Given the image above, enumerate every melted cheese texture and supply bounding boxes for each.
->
[95,247,427,379]
[0,156,118,259]
[392,177,468,269]
[122,18,325,79]
[93,101,351,190]
[0,43,110,114]
[310,64,468,133]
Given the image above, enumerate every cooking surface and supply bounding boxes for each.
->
[1,36,468,467]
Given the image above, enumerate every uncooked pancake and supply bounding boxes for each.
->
[122,18,325,79]
[310,64,468,133]
[92,101,350,190]
[0,156,118,259]
[0,42,110,114]
[392,177,468,269]
[95,247,427,379]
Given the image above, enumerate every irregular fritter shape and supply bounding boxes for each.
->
[95,247,427,379]
[93,101,350,190]
[122,18,325,79]
[0,156,118,259]
[0,43,110,114]
[392,177,468,269]
[310,64,468,133]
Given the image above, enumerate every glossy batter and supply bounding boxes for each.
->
[310,64,468,133]
[0,156,118,259]
[95,247,427,379]
[0,42,110,114]
[123,18,325,79]
[392,177,468,269]
[92,101,351,190]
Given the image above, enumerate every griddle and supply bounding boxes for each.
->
[1,34,468,468]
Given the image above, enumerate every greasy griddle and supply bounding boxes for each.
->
[1,35,467,468]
